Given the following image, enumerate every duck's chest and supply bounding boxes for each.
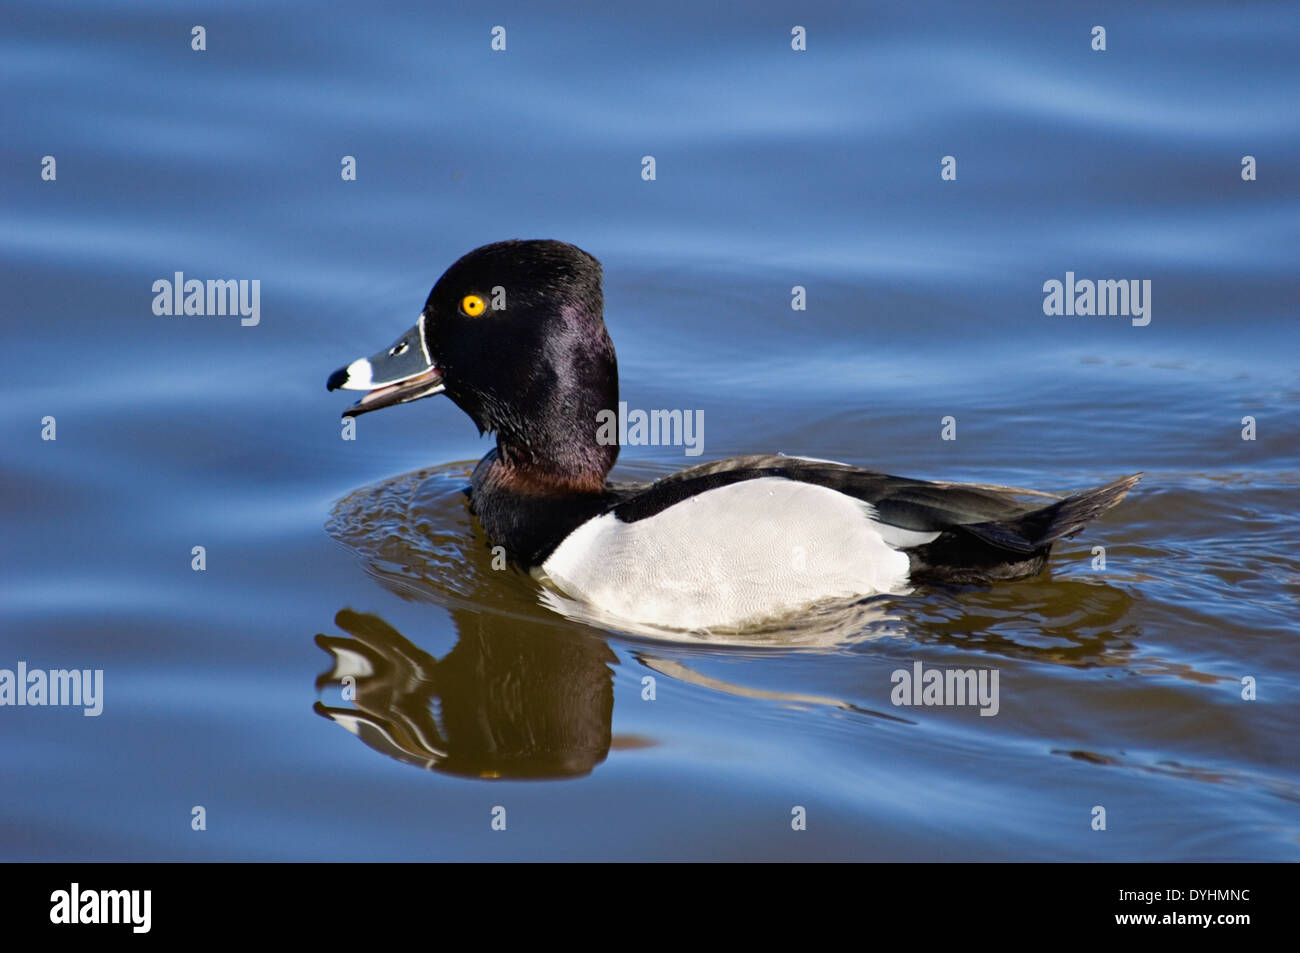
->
[469,454,615,566]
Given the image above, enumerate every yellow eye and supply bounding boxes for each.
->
[460,294,487,317]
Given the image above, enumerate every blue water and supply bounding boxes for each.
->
[2,0,1298,860]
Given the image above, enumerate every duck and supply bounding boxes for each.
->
[329,239,1140,631]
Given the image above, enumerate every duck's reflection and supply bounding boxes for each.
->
[315,608,617,780]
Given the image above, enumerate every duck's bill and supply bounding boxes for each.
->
[327,323,445,418]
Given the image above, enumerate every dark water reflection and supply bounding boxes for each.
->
[316,610,617,780]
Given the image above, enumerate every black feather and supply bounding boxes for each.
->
[906,473,1141,584]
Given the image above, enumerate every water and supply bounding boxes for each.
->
[2,0,1297,860]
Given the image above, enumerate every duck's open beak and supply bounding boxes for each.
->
[327,322,445,418]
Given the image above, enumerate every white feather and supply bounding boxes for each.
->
[538,477,916,630]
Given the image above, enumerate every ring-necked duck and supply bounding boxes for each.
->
[329,240,1139,631]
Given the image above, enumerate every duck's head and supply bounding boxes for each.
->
[328,240,619,485]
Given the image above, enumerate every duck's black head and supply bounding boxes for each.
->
[328,240,619,489]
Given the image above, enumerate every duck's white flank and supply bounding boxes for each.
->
[539,477,928,630]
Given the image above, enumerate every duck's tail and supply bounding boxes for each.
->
[906,473,1141,585]
[963,473,1142,552]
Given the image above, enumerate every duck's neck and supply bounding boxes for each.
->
[469,444,615,565]
[493,434,615,495]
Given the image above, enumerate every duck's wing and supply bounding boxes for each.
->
[610,454,1140,583]
[610,454,1042,529]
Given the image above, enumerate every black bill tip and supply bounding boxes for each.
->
[326,367,349,392]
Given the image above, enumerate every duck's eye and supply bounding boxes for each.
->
[389,342,409,357]
[460,294,487,317]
